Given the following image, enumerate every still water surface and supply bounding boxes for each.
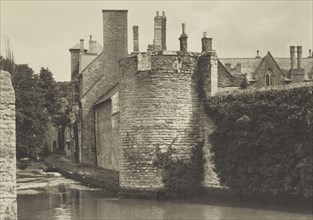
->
[17,162,312,220]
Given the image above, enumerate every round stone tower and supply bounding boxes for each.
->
[118,52,202,193]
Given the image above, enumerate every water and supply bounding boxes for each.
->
[17,162,312,220]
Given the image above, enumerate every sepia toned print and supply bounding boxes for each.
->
[0,1,312,220]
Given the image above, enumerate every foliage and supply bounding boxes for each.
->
[38,67,61,115]
[10,63,49,158]
[203,84,313,198]
[56,81,70,99]
[154,142,205,198]
[1,57,63,159]
[51,111,71,127]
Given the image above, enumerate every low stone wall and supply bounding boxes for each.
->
[0,70,17,220]
[44,155,119,192]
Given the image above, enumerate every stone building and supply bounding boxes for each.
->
[220,47,313,88]
[66,10,313,192]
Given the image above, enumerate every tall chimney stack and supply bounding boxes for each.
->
[179,23,188,52]
[102,10,128,75]
[297,46,303,70]
[290,46,296,69]
[80,39,84,54]
[201,32,212,53]
[88,35,97,54]
[133,25,139,52]
[308,49,312,58]
[153,11,167,51]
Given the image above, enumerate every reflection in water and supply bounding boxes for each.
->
[17,162,312,220]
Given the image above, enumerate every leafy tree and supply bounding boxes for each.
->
[1,57,65,158]
[56,81,70,99]
[38,67,61,115]
[11,64,49,158]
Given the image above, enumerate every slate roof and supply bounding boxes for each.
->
[93,83,119,107]
[69,42,103,54]
[275,58,313,79]
[219,57,313,80]
[219,58,262,81]
[86,42,103,55]
[217,60,245,87]
[69,43,81,50]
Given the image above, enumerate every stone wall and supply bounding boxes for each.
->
[119,53,211,191]
[0,70,17,220]
[95,90,120,170]
[79,10,127,165]
[44,123,58,153]
[80,53,121,165]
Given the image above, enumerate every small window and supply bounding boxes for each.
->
[266,74,270,86]
[265,70,274,86]
[74,84,79,93]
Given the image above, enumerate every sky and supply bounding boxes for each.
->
[1,0,312,81]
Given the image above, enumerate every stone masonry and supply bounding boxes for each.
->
[118,51,220,191]
[67,10,312,194]
[79,10,128,165]
[0,70,17,220]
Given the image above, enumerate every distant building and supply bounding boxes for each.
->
[220,47,313,88]
[65,10,313,192]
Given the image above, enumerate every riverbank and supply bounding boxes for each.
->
[44,154,119,192]
[43,154,312,215]
[17,161,313,220]
[44,154,229,199]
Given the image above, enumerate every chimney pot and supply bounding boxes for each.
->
[182,23,186,34]
[256,50,260,58]
[88,35,97,54]
[179,23,188,52]
[290,46,296,69]
[201,33,212,53]
[203,32,207,38]
[80,39,84,54]
[162,11,165,16]
[297,45,303,70]
[309,49,312,57]
[133,25,139,52]
[156,11,159,16]
[225,63,231,71]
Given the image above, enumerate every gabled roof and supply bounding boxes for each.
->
[219,58,262,81]
[217,60,244,87]
[93,83,119,107]
[254,52,285,79]
[220,56,313,81]
[69,42,103,54]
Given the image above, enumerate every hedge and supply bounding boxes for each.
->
[203,83,313,198]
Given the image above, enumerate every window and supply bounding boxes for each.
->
[266,74,270,86]
[74,84,79,93]
[265,70,274,86]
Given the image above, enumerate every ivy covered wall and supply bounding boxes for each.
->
[203,83,313,198]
